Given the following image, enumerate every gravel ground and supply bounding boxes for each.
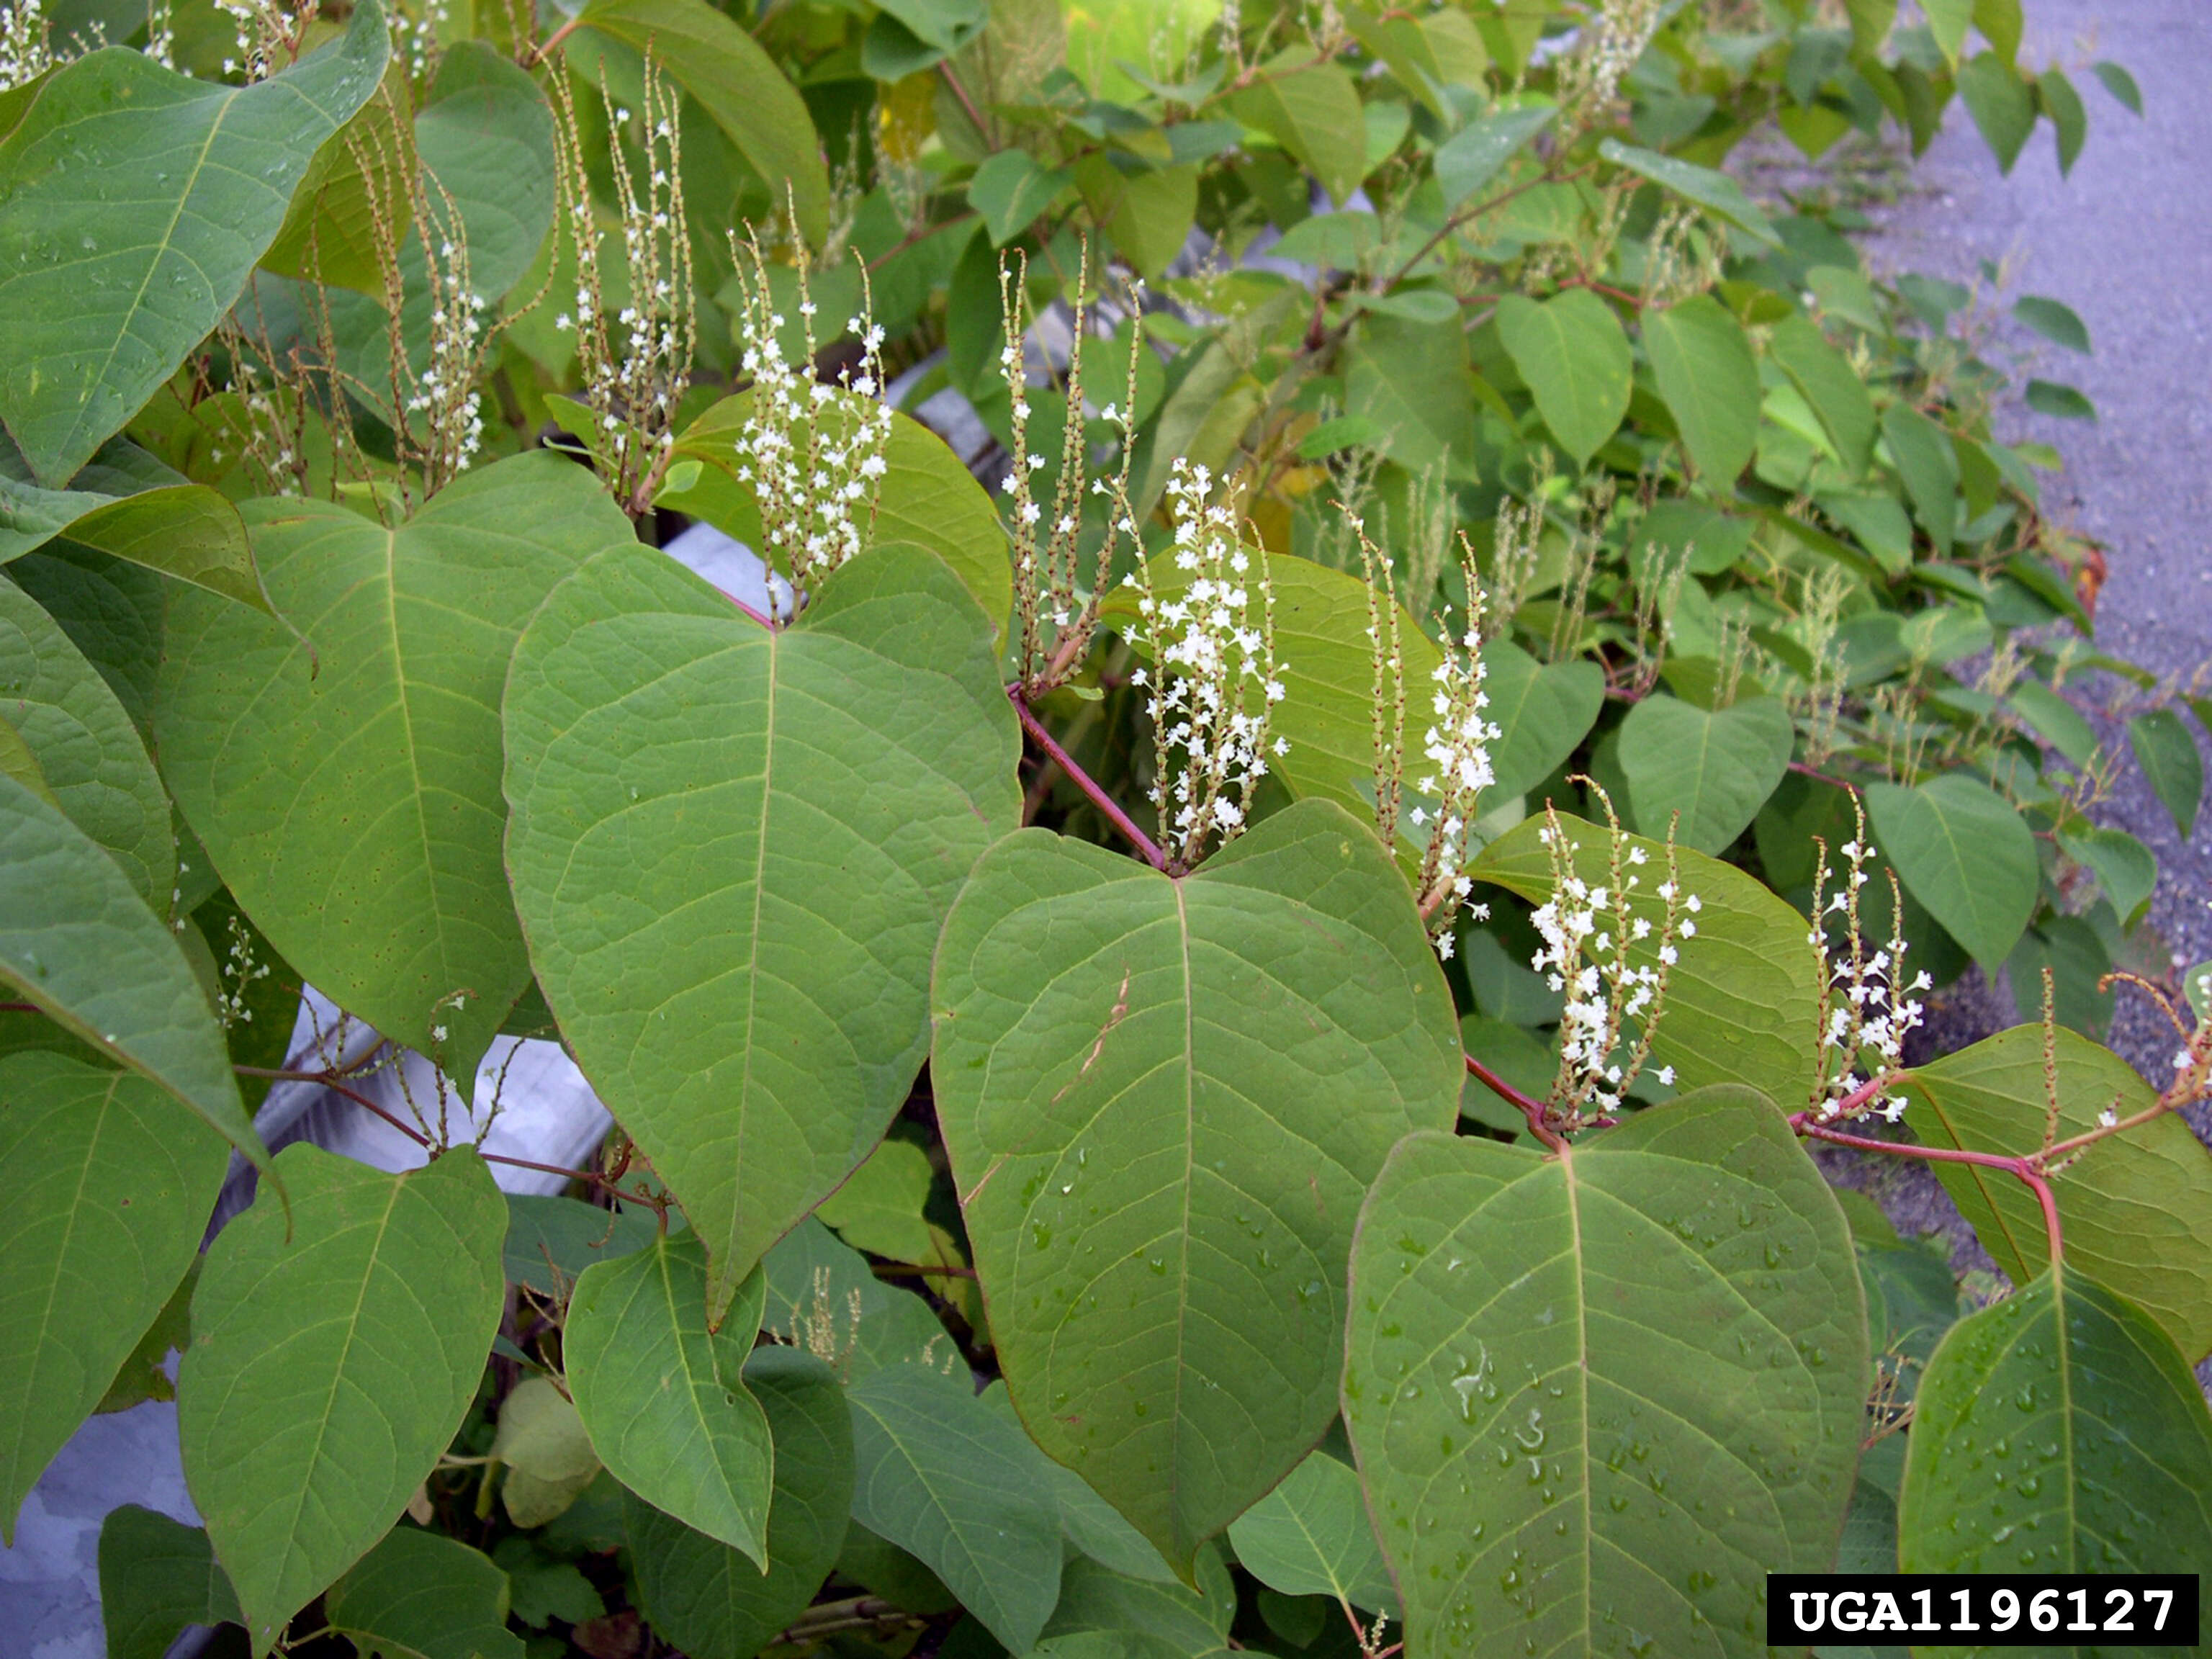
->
[1806,2,2212,1301]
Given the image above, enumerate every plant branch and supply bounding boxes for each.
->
[1791,1112,2065,1267]
[1465,1051,1566,1153]
[1008,685,1169,870]
[526,14,581,66]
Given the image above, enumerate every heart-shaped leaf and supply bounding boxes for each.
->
[567,1233,774,1565]
[1766,315,1876,475]
[624,1348,856,1659]
[0,0,390,485]
[155,452,637,1078]
[1,1053,228,1540]
[1617,693,1794,855]
[932,799,1462,1570]
[1230,52,1367,206]
[1344,1088,1867,1658]
[1899,1264,2212,1575]
[2127,706,2203,840]
[1481,639,1604,801]
[1225,1447,1396,1616]
[1495,290,1632,466]
[1642,294,1760,485]
[179,1143,505,1650]
[1864,774,2038,971]
[504,540,1019,1321]
[325,1527,524,1659]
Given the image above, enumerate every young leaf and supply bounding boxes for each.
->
[932,801,1462,1571]
[0,0,390,485]
[0,771,262,1161]
[98,1506,243,1659]
[0,571,172,907]
[1495,290,1633,466]
[1899,1265,2212,1575]
[1,1053,228,1542]
[1616,693,1794,855]
[1642,294,1761,484]
[969,148,1071,246]
[1469,813,1825,1105]
[1863,775,2038,971]
[1766,315,1878,475]
[624,1349,857,1659]
[1596,140,1783,248]
[574,0,831,246]
[179,1143,506,1652]
[153,451,636,1081]
[565,1233,775,1565]
[491,1376,601,1529]
[504,541,1019,1323]
[324,1526,526,1659]
[2024,377,2097,420]
[2090,59,2142,116]
[1225,1447,1398,1616]
[2038,66,2088,174]
[2013,294,2091,354]
[1343,1090,1868,1658]
[2126,706,2203,838]
[1958,52,2034,173]
[1902,1027,2212,1361]
[1230,52,1367,207]
[1432,105,1553,211]
[846,1362,1065,1653]
[1879,403,1959,554]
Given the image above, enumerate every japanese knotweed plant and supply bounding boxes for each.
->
[1,0,2211,1655]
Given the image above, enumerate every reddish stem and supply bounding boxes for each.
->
[1791,1112,2065,1267]
[1007,686,1169,871]
[1465,1051,1566,1153]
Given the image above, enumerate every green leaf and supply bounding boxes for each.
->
[1481,640,1605,801]
[932,801,1462,1570]
[1073,157,1200,282]
[624,1348,856,1659]
[1642,295,1760,485]
[2013,294,2090,354]
[1433,104,1553,211]
[504,541,1018,1321]
[179,1143,506,1650]
[501,1192,656,1298]
[98,1506,243,1659]
[1863,775,2037,970]
[408,44,557,302]
[1495,290,1632,466]
[2023,377,2097,420]
[566,1233,774,1564]
[258,64,413,295]
[1923,0,1971,63]
[1959,52,2033,172]
[325,1527,525,1659]
[761,1217,955,1380]
[1041,1545,1237,1653]
[970,148,1071,246]
[0,570,171,907]
[976,1380,1176,1583]
[1345,1089,1866,1657]
[153,451,635,1080]
[491,1375,601,1529]
[846,1362,1065,1653]
[2090,59,2141,116]
[2038,66,2087,174]
[1,1053,228,1542]
[1231,53,1367,207]
[1225,1447,1397,1615]
[1469,812,1825,1105]
[2058,824,2156,924]
[2127,706,2203,838]
[1879,403,1959,554]
[575,0,830,247]
[1617,693,1794,855]
[0,770,262,1160]
[1766,315,1876,475]
[1903,1026,2212,1361]
[817,1136,943,1266]
[1598,139,1782,248]
[2009,678,2098,769]
[0,0,390,485]
[1899,1265,2212,1575]
[1343,311,1477,475]
[2185,959,2212,1025]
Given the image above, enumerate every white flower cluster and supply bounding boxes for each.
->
[1807,817,1931,1123]
[1530,808,1694,1118]
[0,0,50,89]
[213,0,300,79]
[1123,459,1286,868]
[392,0,448,82]
[1560,0,1664,126]
[1408,565,1501,953]
[727,240,891,591]
[403,230,487,483]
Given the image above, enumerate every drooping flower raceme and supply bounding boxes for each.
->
[1123,459,1285,870]
[1807,801,1930,1123]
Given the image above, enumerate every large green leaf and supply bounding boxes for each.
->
[1469,812,1824,1104]
[565,1233,774,1565]
[1597,140,1782,248]
[98,1507,243,1659]
[0,570,171,906]
[1481,639,1605,801]
[625,1347,855,1659]
[179,1143,506,1651]
[1899,1265,2212,1580]
[1224,1447,1396,1616]
[0,0,389,485]
[932,800,1462,1570]
[1,433,259,607]
[1642,295,1760,485]
[0,1053,228,1542]
[410,45,557,303]
[977,1381,1176,1583]
[574,0,830,246]
[1767,315,1876,475]
[1343,1089,1867,1658]
[846,1361,1065,1653]
[2127,706,2203,840]
[1040,1545,1237,1653]
[1863,774,2038,970]
[154,452,635,1077]
[324,1527,525,1659]
[503,540,1019,1322]
[1495,290,1633,466]
[0,770,261,1159]
[1902,1026,2212,1361]
[1433,105,1553,210]
[1343,311,1477,475]
[1878,403,1958,555]
[258,64,414,295]
[1230,52,1367,206]
[1616,693,1794,855]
